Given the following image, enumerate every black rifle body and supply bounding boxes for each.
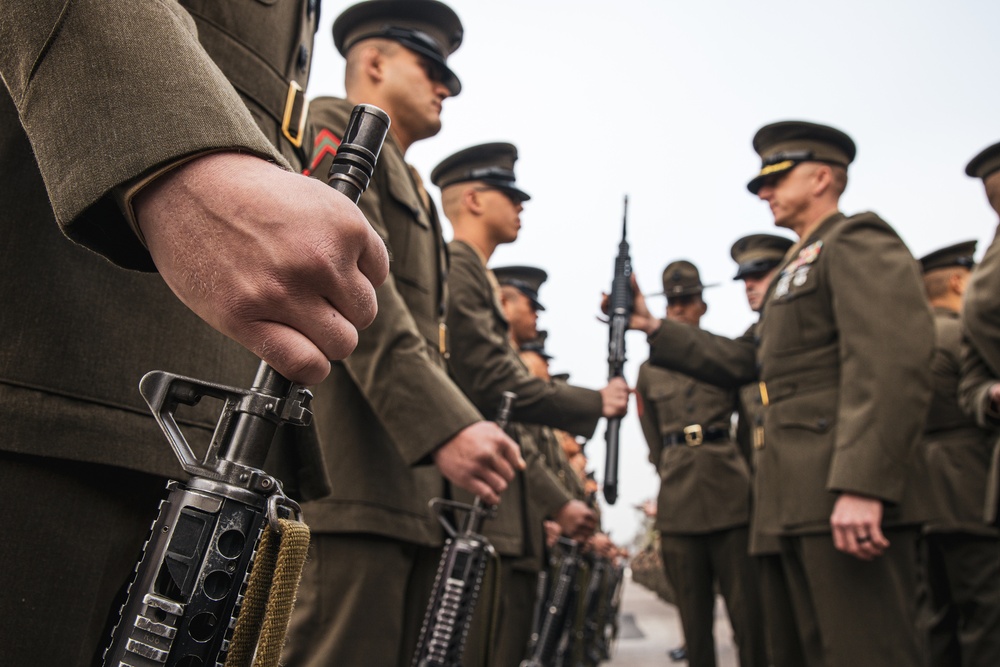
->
[603,196,633,504]
[412,392,517,667]
[520,538,582,667]
[102,105,390,667]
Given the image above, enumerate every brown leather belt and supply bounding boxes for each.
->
[663,425,729,447]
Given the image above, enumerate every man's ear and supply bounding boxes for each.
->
[359,45,385,84]
[464,186,484,215]
[812,164,834,197]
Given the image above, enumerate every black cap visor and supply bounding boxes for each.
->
[359,26,462,95]
[733,258,781,280]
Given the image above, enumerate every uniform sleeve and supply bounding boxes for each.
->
[959,338,1000,428]
[516,425,574,518]
[446,246,603,438]
[964,222,1000,376]
[825,217,934,501]
[636,364,663,466]
[0,0,285,268]
[647,320,757,388]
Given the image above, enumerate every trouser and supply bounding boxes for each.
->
[779,529,927,667]
[755,552,807,667]
[660,526,768,667]
[463,558,537,667]
[281,532,441,667]
[0,451,166,667]
[921,531,1000,667]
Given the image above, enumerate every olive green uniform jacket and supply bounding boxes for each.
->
[0,2,320,663]
[445,239,600,562]
[648,212,934,537]
[964,221,1000,377]
[959,341,1000,525]
[301,98,482,547]
[923,308,999,535]
[635,360,750,534]
[0,0,323,494]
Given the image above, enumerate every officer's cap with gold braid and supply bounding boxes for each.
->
[747,120,856,194]
[919,240,977,273]
[730,233,794,280]
[334,0,464,96]
[661,260,715,298]
[965,141,1000,181]
[494,265,547,311]
[431,142,531,202]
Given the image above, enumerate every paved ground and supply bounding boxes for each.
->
[605,572,738,667]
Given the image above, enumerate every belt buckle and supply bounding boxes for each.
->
[683,424,703,447]
[282,80,308,148]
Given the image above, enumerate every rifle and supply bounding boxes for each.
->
[520,538,582,667]
[412,391,517,667]
[102,104,390,667]
[602,195,633,504]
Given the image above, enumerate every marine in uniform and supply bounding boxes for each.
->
[961,142,1000,528]
[0,2,391,664]
[635,261,767,667]
[725,233,807,667]
[432,144,627,663]
[627,121,934,667]
[281,4,522,666]
[916,241,1000,667]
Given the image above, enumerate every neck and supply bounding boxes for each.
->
[791,203,840,240]
[453,227,498,262]
[929,294,962,313]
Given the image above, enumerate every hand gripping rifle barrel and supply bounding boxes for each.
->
[603,195,633,504]
[412,392,517,667]
[103,105,390,667]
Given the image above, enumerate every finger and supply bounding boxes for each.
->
[496,438,525,473]
[476,466,509,498]
[355,220,391,289]
[467,479,500,506]
[241,321,332,385]
[869,523,890,550]
[831,524,850,554]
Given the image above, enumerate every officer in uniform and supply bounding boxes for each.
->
[635,261,767,667]
[723,233,806,667]
[916,241,1000,666]
[962,142,1000,530]
[0,2,389,664]
[496,266,550,349]
[432,143,627,663]
[282,4,523,666]
[964,142,1000,378]
[625,121,934,666]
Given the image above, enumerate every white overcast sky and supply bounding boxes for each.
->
[307,0,1000,544]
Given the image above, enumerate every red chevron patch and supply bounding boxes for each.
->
[303,128,342,176]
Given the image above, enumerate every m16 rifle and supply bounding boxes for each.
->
[102,104,390,667]
[521,537,583,667]
[412,391,517,667]
[603,196,632,504]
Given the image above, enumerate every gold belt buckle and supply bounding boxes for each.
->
[683,424,703,446]
[282,80,308,148]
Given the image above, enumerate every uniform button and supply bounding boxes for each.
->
[297,44,309,71]
[817,418,828,429]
